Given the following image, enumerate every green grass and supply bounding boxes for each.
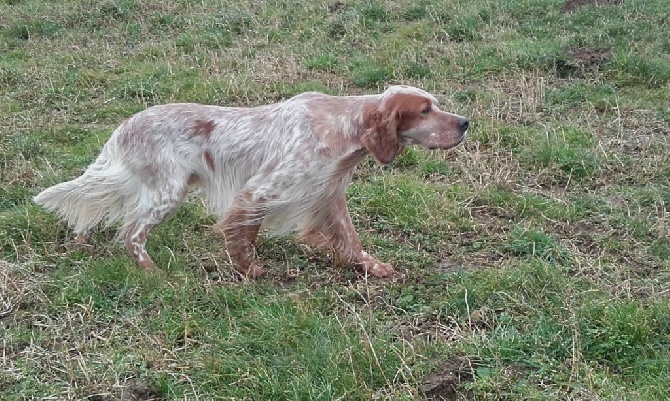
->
[1,0,669,399]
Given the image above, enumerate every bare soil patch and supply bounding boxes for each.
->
[118,379,163,401]
[565,47,612,69]
[87,378,162,401]
[555,47,612,78]
[419,354,476,400]
[328,2,345,13]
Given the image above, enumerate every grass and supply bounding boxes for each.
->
[1,0,669,399]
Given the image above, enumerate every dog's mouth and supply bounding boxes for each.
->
[399,135,417,145]
[400,131,466,150]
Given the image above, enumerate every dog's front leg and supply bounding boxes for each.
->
[299,196,395,278]
[213,193,264,278]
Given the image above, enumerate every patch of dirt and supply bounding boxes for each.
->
[565,47,612,69]
[328,2,345,13]
[563,0,622,13]
[554,47,612,78]
[118,379,163,401]
[553,220,602,256]
[87,378,163,401]
[420,354,476,400]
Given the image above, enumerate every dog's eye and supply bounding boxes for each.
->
[421,105,431,114]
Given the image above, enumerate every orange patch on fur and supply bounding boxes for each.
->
[360,109,402,164]
[387,93,431,132]
[192,119,216,138]
[187,174,201,186]
[203,151,215,171]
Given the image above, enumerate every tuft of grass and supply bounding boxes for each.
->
[400,4,428,21]
[217,10,255,35]
[444,15,483,42]
[4,20,62,41]
[650,238,670,261]
[580,300,662,367]
[349,57,393,88]
[350,174,455,233]
[420,159,451,177]
[175,30,233,53]
[303,54,339,72]
[98,0,138,21]
[519,127,601,182]
[151,13,184,30]
[608,50,670,87]
[506,226,569,264]
[402,61,432,79]
[359,1,391,26]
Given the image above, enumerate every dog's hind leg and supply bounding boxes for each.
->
[68,230,94,253]
[121,182,188,270]
[74,231,91,244]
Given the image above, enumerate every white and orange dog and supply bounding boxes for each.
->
[35,85,468,278]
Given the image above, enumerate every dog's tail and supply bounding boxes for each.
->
[33,150,138,236]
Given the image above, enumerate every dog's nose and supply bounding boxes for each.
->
[458,118,469,133]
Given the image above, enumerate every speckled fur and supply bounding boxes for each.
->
[34,85,468,277]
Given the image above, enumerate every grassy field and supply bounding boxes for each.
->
[1,0,669,399]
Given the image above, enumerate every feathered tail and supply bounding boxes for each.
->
[33,152,140,236]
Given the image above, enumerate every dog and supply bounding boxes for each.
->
[34,85,468,278]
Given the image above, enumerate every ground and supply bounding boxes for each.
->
[1,0,669,399]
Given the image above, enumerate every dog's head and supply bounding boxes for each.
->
[361,85,469,164]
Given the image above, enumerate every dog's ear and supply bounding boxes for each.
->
[360,108,403,165]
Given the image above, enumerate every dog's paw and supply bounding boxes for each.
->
[367,262,396,278]
[239,263,265,279]
[355,257,396,279]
